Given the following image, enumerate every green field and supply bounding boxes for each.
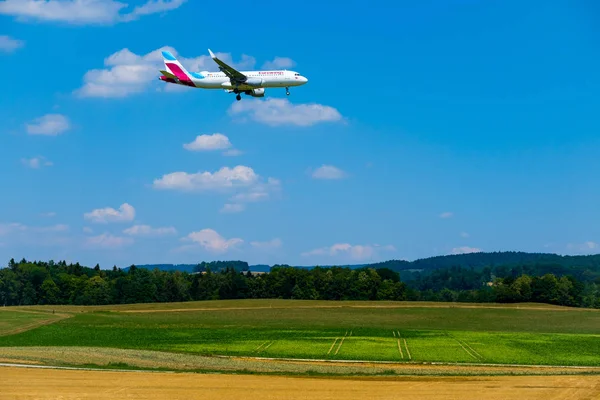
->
[1,300,599,369]
[0,310,65,336]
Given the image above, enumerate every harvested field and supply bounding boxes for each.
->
[1,366,599,400]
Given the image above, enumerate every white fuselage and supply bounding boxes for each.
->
[160,50,308,96]
[188,70,308,91]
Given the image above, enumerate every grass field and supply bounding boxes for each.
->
[0,309,68,336]
[1,300,599,374]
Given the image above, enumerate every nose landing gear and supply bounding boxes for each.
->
[285,87,290,96]
[236,94,241,101]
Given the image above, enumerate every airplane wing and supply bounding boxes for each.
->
[208,49,247,83]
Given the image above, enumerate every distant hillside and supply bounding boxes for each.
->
[129,252,600,281]
[128,260,250,273]
[372,251,600,272]
[128,264,197,273]
[132,263,368,273]
[272,264,368,270]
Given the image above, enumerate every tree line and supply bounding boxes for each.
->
[0,258,598,308]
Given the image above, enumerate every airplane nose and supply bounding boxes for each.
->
[302,76,308,83]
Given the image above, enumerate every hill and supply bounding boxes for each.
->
[132,252,600,280]
[127,260,251,274]
[371,251,600,272]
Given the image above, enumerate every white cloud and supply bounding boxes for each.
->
[451,246,482,255]
[262,57,295,70]
[460,232,470,238]
[85,233,133,248]
[302,243,396,261]
[220,203,245,213]
[123,224,177,236]
[311,165,346,180]
[84,203,135,223]
[0,35,24,53]
[26,114,70,136]
[83,227,93,234]
[251,238,282,250]
[75,46,255,98]
[183,133,232,151]
[439,212,453,219]
[228,98,343,127]
[21,156,53,169]
[0,0,186,25]
[153,167,280,212]
[182,228,243,252]
[153,166,259,192]
[224,177,281,212]
[125,0,185,18]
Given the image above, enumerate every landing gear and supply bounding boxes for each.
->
[236,94,241,101]
[285,87,290,96]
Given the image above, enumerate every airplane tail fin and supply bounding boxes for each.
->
[161,50,194,83]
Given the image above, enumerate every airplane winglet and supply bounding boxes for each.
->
[208,49,216,59]
[162,50,177,61]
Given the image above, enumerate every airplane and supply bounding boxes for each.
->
[158,49,308,101]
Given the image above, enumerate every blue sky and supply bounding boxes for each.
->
[1,0,599,268]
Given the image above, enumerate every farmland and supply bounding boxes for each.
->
[0,300,599,374]
[3,366,600,400]
[0,309,69,336]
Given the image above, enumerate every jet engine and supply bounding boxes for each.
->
[244,78,263,87]
[246,88,265,97]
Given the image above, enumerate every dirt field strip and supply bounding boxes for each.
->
[3,348,600,376]
[334,331,348,356]
[3,366,599,400]
[327,338,339,355]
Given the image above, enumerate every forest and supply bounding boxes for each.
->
[1,256,598,308]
